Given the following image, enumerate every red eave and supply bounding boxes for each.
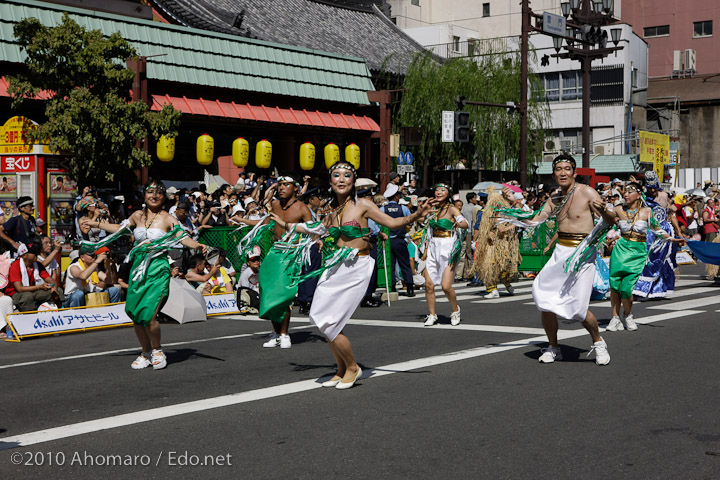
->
[0,77,53,100]
[151,94,380,132]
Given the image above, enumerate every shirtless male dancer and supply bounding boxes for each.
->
[529,154,616,365]
[256,176,312,348]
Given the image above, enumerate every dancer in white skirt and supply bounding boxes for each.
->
[272,161,434,389]
[524,154,616,365]
[422,183,469,327]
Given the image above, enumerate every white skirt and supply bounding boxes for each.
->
[532,244,595,322]
[0,294,13,331]
[309,255,374,341]
[425,236,456,285]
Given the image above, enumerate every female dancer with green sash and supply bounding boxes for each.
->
[422,184,469,327]
[82,180,207,370]
[271,161,434,389]
[606,182,683,331]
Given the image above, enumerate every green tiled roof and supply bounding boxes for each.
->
[0,0,375,104]
[536,154,640,175]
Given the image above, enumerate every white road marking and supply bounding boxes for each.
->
[647,295,720,311]
[0,325,313,371]
[0,309,701,451]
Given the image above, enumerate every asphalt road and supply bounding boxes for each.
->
[1,264,719,479]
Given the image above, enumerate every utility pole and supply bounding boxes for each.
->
[520,0,530,189]
[521,0,623,170]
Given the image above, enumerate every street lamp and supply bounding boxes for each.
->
[553,36,564,53]
[570,0,580,10]
[610,27,622,45]
[602,0,614,14]
[561,2,571,17]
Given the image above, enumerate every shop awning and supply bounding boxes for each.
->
[151,94,380,132]
[536,154,639,175]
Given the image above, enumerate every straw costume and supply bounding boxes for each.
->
[469,188,520,291]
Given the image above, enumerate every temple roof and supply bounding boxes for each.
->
[149,0,428,74]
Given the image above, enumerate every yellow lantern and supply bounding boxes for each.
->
[256,139,272,169]
[324,143,340,169]
[299,142,315,171]
[196,134,214,165]
[232,137,249,167]
[156,135,175,162]
[345,143,360,170]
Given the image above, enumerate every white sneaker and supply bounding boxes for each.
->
[589,338,610,365]
[280,334,292,349]
[484,289,500,299]
[506,284,514,296]
[263,332,280,348]
[625,314,638,331]
[606,317,624,332]
[424,314,438,326]
[538,346,562,363]
[151,349,167,370]
[450,308,461,326]
[131,353,151,370]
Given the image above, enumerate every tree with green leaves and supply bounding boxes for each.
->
[396,47,549,177]
[7,13,180,183]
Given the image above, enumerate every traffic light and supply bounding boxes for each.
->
[454,111,470,143]
[581,24,601,44]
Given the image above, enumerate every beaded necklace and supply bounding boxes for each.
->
[279,198,297,211]
[550,184,577,217]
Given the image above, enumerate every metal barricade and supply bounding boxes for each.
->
[518,220,557,271]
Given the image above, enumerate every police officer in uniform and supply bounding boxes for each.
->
[381,184,415,297]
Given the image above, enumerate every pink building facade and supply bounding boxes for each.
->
[621,0,720,76]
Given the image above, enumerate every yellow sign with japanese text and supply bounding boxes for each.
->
[0,116,54,154]
[639,131,670,179]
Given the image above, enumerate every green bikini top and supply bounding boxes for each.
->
[328,224,371,240]
[428,218,454,230]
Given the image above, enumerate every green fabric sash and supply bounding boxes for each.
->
[258,241,302,323]
[428,218,454,230]
[125,254,170,326]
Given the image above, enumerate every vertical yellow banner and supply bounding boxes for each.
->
[639,131,670,180]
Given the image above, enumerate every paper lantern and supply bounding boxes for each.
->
[299,142,315,171]
[256,139,272,169]
[196,134,214,165]
[345,143,360,170]
[324,143,340,169]
[156,135,175,162]
[232,137,249,167]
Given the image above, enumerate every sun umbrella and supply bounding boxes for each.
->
[503,183,523,193]
[685,188,707,198]
[160,278,208,324]
[356,178,377,188]
[472,181,504,193]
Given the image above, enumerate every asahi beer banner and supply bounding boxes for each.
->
[204,293,241,316]
[6,303,131,340]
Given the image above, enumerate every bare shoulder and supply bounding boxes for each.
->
[578,183,601,201]
[357,197,375,210]
[129,210,143,222]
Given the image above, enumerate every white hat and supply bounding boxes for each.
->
[231,204,245,216]
[452,194,461,202]
[513,192,524,200]
[399,197,410,205]
[166,186,178,195]
[235,179,246,191]
[383,183,399,198]
[192,191,203,198]
[244,197,257,208]
[69,250,79,262]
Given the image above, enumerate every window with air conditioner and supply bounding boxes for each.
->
[643,25,669,38]
[694,20,712,38]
